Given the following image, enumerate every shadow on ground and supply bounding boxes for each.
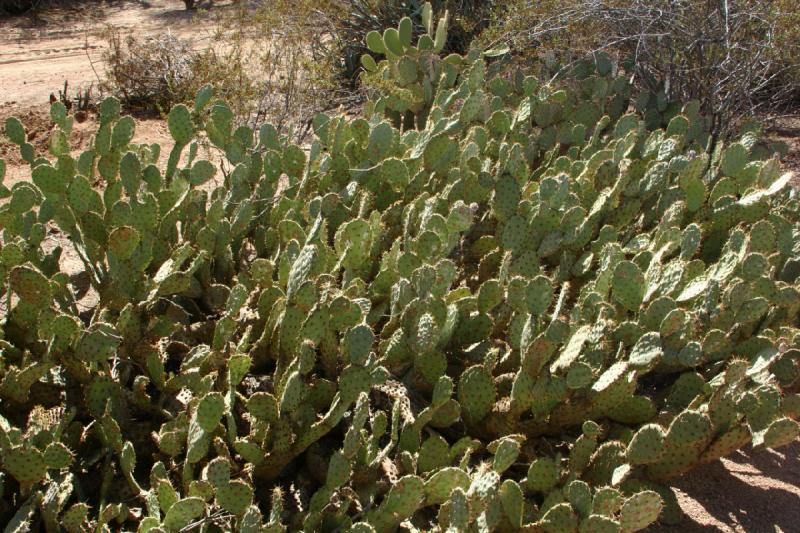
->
[648,440,800,532]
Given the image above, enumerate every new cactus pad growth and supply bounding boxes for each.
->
[1,3,799,531]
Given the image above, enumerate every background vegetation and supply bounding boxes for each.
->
[480,0,800,137]
[94,0,800,140]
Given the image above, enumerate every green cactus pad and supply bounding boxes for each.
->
[539,502,579,533]
[612,260,645,311]
[628,332,663,371]
[627,424,666,465]
[4,447,47,484]
[5,116,26,145]
[423,133,458,174]
[339,365,372,404]
[526,456,561,493]
[366,31,385,54]
[10,264,52,308]
[43,442,73,469]
[619,491,662,532]
[196,392,225,432]
[398,17,413,47]
[190,160,216,186]
[163,497,205,531]
[111,116,135,149]
[280,371,307,413]
[361,53,378,72]
[760,417,800,449]
[216,480,254,516]
[345,324,374,366]
[580,515,622,533]
[108,226,141,261]
[457,365,496,424]
[382,28,404,56]
[527,275,554,315]
[370,475,424,528]
[424,467,470,505]
[491,437,521,473]
[168,104,194,145]
[204,457,231,488]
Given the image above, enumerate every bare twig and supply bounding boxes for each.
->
[487,0,800,137]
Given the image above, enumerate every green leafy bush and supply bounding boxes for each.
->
[1,4,799,531]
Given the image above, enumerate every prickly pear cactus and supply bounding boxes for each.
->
[0,3,798,531]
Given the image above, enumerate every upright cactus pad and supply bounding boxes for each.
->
[168,104,194,145]
[457,365,496,425]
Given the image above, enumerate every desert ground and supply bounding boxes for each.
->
[1,2,799,531]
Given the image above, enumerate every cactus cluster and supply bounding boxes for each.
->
[1,4,799,531]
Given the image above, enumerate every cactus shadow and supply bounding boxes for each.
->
[647,439,800,532]
[144,0,220,19]
[144,0,255,22]
[145,5,199,22]
[732,440,800,477]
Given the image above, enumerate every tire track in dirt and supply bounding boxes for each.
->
[0,0,221,106]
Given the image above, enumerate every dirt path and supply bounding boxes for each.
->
[649,441,800,532]
[0,0,223,107]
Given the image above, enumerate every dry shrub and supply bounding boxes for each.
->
[100,27,259,119]
[481,0,800,137]
[100,2,345,140]
[0,0,32,14]
[213,0,344,136]
[0,0,68,15]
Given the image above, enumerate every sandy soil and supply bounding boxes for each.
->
[1,1,799,531]
[650,441,800,533]
[0,0,225,108]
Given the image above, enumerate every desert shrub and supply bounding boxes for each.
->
[100,2,342,140]
[1,0,105,16]
[481,0,800,138]
[100,28,260,120]
[1,3,799,531]
[99,0,494,134]
[214,0,343,137]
